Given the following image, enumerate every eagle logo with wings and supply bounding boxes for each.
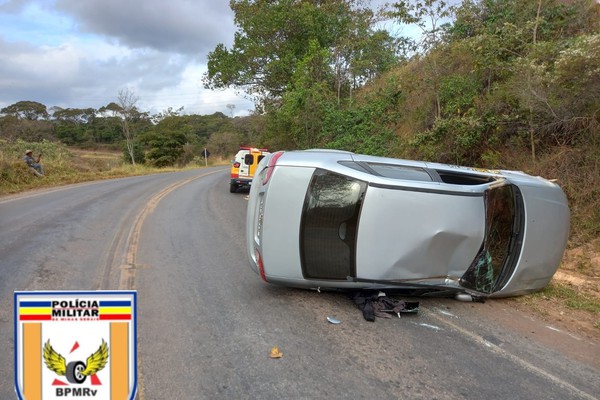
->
[43,339,109,384]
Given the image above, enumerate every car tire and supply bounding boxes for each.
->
[66,361,87,384]
[230,183,238,193]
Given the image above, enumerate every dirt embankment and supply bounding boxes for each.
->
[510,242,600,341]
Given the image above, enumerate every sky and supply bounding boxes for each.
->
[0,0,256,117]
[0,0,420,118]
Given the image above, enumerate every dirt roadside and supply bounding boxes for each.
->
[501,243,600,345]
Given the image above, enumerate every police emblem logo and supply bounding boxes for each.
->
[14,291,137,400]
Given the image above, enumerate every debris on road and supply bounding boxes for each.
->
[418,323,443,331]
[269,346,283,359]
[351,291,419,322]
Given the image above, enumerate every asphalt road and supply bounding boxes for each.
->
[1,169,598,399]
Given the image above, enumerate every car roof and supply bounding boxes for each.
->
[276,149,481,175]
[275,149,545,183]
[270,149,554,191]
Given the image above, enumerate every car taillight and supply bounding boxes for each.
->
[262,151,284,185]
[256,249,268,282]
[233,162,241,168]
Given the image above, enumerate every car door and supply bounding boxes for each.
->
[239,152,253,178]
[355,183,486,282]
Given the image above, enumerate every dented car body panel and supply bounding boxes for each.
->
[246,150,570,297]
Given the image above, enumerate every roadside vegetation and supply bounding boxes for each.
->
[1,0,598,332]
[0,140,228,196]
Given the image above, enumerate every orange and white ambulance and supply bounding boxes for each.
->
[230,146,270,192]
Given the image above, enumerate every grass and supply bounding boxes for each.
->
[0,141,226,196]
[546,283,600,313]
[525,282,600,314]
[515,281,600,332]
[1,155,162,196]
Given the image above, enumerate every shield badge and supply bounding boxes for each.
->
[14,291,137,400]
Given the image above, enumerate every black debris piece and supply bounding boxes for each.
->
[351,291,419,322]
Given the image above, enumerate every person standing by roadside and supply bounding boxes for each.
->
[23,150,44,176]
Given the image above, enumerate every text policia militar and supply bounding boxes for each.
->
[51,299,99,318]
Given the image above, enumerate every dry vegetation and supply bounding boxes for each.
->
[0,143,227,196]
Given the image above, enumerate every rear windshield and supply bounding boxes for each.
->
[300,169,367,280]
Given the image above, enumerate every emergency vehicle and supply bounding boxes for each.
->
[230,147,270,192]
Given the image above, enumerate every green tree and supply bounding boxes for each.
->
[230,114,267,146]
[52,107,97,145]
[204,0,398,111]
[388,0,453,52]
[0,101,53,141]
[140,129,187,167]
[349,30,400,88]
[151,106,184,124]
[0,118,53,142]
[511,33,600,151]
[267,40,336,149]
[88,116,122,144]
[387,0,454,119]
[1,101,49,120]
[206,130,244,158]
[52,107,96,124]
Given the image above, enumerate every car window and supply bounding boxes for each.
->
[436,170,496,185]
[366,163,433,181]
[300,170,367,280]
[339,161,433,182]
[244,154,254,165]
[338,161,370,173]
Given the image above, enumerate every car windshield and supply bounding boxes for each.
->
[460,183,524,293]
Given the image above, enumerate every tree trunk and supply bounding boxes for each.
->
[528,0,543,163]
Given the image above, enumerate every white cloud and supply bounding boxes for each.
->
[0,0,252,115]
[55,0,236,56]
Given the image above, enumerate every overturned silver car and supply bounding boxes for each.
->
[246,150,570,298]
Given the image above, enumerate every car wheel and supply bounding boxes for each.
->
[66,361,87,384]
[230,183,238,193]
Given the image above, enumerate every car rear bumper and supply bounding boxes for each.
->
[231,178,252,186]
